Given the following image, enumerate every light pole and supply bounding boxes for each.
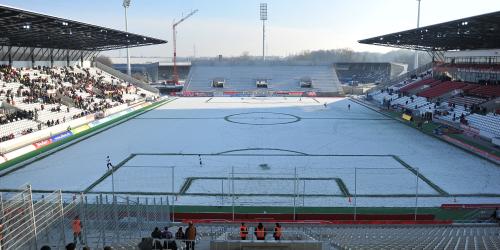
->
[260,3,268,60]
[123,0,131,76]
[415,0,421,70]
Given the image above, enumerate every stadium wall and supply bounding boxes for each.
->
[0,98,173,172]
[177,90,331,97]
[0,99,167,168]
[0,115,94,154]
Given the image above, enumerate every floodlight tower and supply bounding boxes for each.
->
[123,0,131,76]
[260,3,267,60]
[415,0,421,70]
[172,9,198,85]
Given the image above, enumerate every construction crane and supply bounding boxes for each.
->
[171,9,198,85]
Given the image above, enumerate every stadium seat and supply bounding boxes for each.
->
[466,113,500,139]
[418,81,468,99]
[0,65,154,143]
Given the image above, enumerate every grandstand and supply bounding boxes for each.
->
[0,65,155,139]
[0,4,166,163]
[184,60,343,95]
[113,60,193,84]
[334,62,407,85]
[362,10,500,145]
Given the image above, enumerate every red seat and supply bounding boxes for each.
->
[399,78,439,93]
[468,85,500,98]
[418,81,467,98]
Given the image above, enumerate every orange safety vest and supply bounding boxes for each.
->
[274,226,282,238]
[255,227,265,239]
[240,226,248,237]
[72,219,82,233]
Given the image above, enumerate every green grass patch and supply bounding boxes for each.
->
[448,133,500,158]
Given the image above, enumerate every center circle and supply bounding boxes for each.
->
[225,112,301,125]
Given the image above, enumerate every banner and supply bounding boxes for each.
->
[33,138,53,149]
[305,91,317,97]
[288,91,304,96]
[4,145,37,161]
[402,114,412,121]
[193,92,213,97]
[223,91,240,96]
[51,131,73,143]
[88,108,134,128]
[70,125,90,135]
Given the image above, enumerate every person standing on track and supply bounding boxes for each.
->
[254,223,266,240]
[106,156,113,171]
[273,223,282,240]
[72,215,84,246]
[185,221,197,249]
[239,223,249,240]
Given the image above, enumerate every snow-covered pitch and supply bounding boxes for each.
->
[1,97,499,207]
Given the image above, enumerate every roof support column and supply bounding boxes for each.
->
[8,46,12,66]
[90,51,100,65]
[66,50,70,66]
[50,49,54,68]
[30,47,35,68]
[80,51,84,66]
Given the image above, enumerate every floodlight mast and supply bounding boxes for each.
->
[415,0,421,70]
[123,0,131,76]
[260,3,267,61]
[172,9,198,85]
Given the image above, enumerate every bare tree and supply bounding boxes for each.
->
[287,48,430,68]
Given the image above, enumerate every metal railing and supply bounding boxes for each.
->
[0,186,37,249]
[0,187,172,249]
[93,61,159,94]
[0,184,497,249]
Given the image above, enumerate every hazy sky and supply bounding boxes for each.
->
[1,0,499,58]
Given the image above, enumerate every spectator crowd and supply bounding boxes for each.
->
[0,64,149,143]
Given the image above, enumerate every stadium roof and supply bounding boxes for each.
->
[0,5,167,51]
[359,11,500,51]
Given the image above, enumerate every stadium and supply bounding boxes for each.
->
[0,1,499,250]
